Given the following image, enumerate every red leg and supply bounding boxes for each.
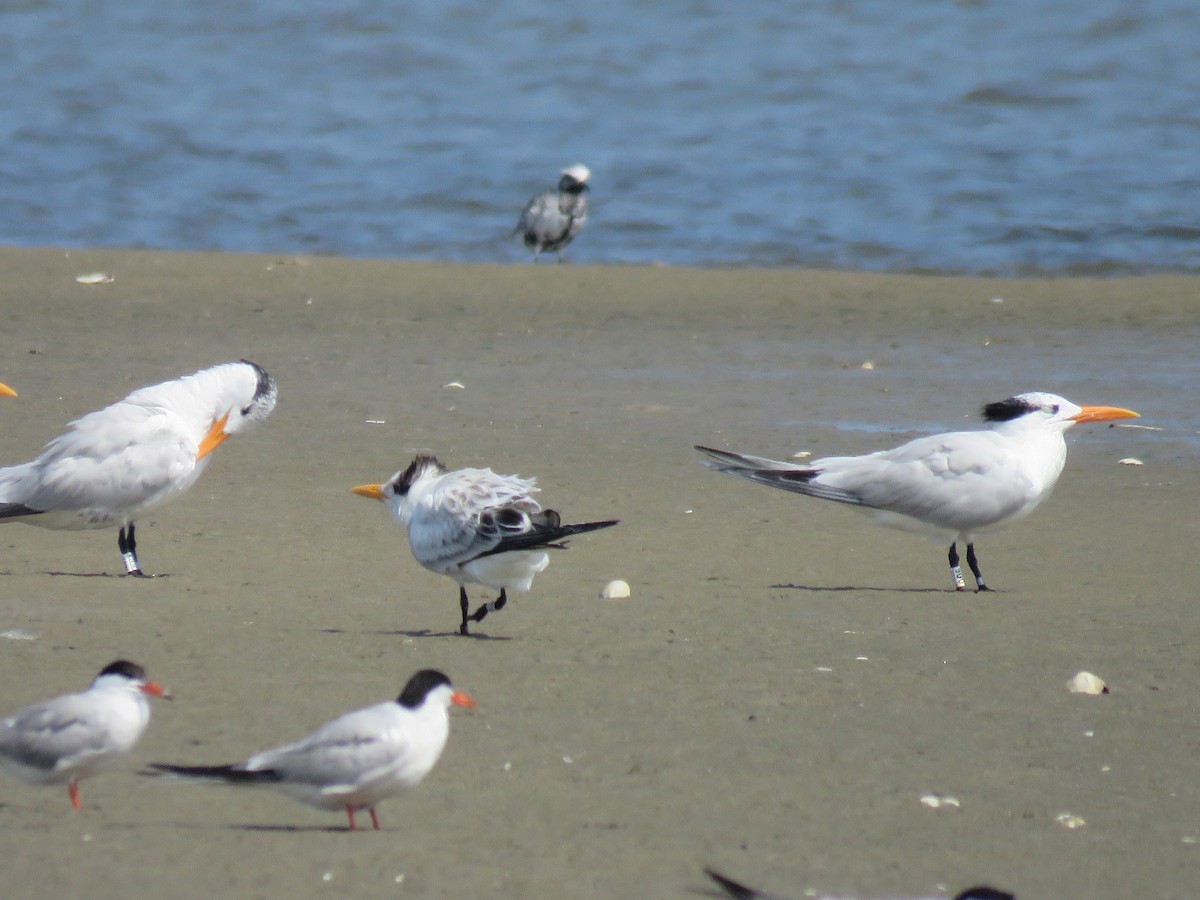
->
[345,807,357,831]
[369,808,381,831]
[68,782,81,810]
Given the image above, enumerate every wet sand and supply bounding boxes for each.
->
[0,248,1196,899]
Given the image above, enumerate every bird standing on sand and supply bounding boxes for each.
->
[353,455,619,635]
[697,392,1138,591]
[146,669,475,832]
[0,660,171,809]
[514,163,590,262]
[0,360,278,576]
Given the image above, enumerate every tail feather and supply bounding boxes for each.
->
[477,518,619,558]
[145,762,284,784]
[696,445,861,506]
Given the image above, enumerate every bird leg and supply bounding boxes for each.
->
[966,542,990,592]
[459,586,471,635]
[346,806,358,831]
[948,543,967,591]
[369,808,382,831]
[469,588,508,625]
[68,781,81,810]
[118,523,149,577]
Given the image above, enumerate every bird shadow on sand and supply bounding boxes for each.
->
[41,570,171,578]
[230,823,359,833]
[320,627,512,641]
[772,582,951,594]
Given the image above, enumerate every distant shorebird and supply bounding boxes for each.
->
[514,163,590,262]
[353,454,618,635]
[0,361,277,576]
[0,660,170,809]
[697,392,1137,591]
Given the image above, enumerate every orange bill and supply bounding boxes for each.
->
[0,381,17,398]
[351,483,387,501]
[197,411,231,460]
[451,690,478,709]
[141,681,173,700]
[1071,405,1139,424]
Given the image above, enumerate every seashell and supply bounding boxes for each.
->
[1117,458,1143,466]
[920,793,960,809]
[792,450,812,459]
[1055,813,1086,829]
[1067,671,1109,695]
[74,272,114,284]
[860,360,875,370]
[443,381,465,389]
[600,579,631,600]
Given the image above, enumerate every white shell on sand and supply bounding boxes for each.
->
[600,579,631,600]
[919,793,960,809]
[1056,813,1087,829]
[1118,457,1144,466]
[74,272,114,284]
[1067,671,1109,695]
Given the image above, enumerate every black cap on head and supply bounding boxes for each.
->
[397,669,453,709]
[982,395,1040,423]
[98,659,147,681]
[393,455,446,497]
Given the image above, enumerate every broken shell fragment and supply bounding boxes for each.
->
[1117,458,1144,466]
[1067,671,1109,695]
[600,579,631,600]
[919,793,960,809]
[75,272,114,284]
[1055,813,1087,830]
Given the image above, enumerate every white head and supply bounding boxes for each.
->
[982,392,1138,431]
[91,659,171,700]
[351,455,447,522]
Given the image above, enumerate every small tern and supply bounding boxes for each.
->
[146,669,475,831]
[697,392,1138,591]
[0,360,278,576]
[0,659,171,809]
[353,454,619,635]
[514,163,590,262]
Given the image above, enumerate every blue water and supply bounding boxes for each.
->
[2,0,1199,274]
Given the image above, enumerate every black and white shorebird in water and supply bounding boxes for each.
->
[0,660,171,809]
[353,454,619,635]
[0,360,278,576]
[702,867,1014,900]
[697,392,1138,591]
[145,669,475,832]
[514,163,590,262]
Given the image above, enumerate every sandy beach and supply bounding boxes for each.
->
[0,247,1196,899]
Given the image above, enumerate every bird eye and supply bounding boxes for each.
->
[1049,404,1060,415]
[240,404,252,416]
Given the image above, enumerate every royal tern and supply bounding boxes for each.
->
[703,867,1014,900]
[514,163,590,262]
[0,360,278,576]
[697,392,1138,591]
[146,669,475,831]
[353,454,619,635]
[0,659,170,809]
